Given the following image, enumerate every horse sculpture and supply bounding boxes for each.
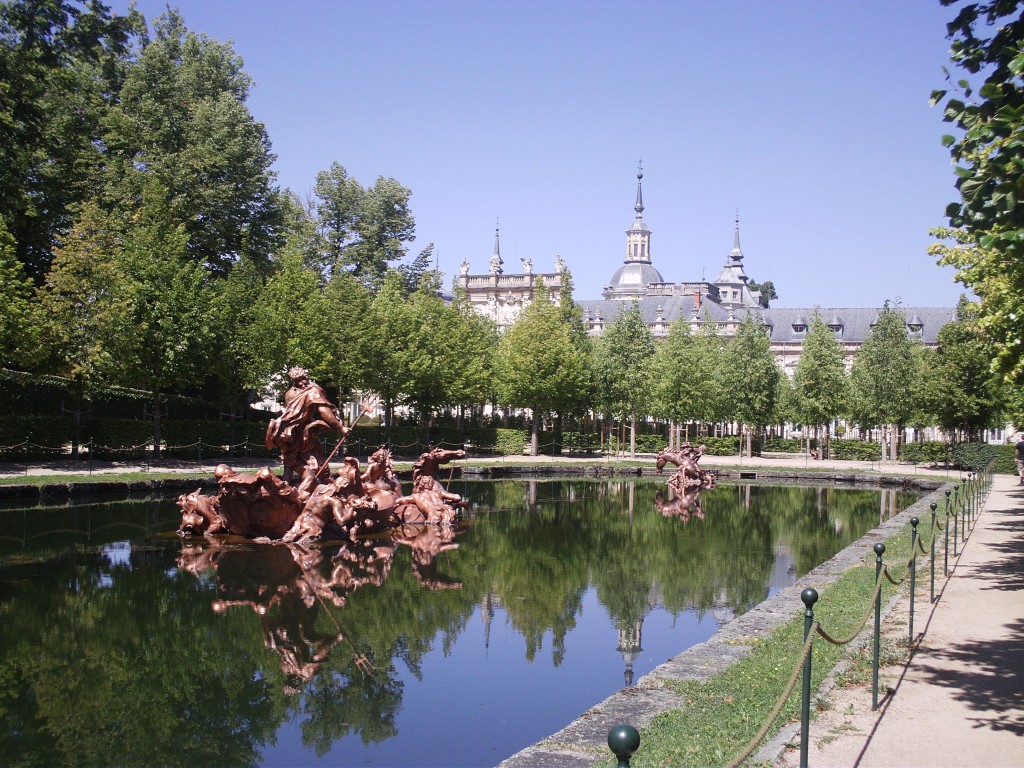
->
[655,443,716,490]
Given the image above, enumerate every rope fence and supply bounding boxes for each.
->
[607,459,993,768]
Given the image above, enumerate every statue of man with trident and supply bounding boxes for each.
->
[265,367,377,493]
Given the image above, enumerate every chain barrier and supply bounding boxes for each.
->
[723,624,817,768]
[814,573,885,646]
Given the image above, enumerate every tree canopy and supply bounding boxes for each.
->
[930,0,1024,383]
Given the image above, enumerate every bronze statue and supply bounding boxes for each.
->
[394,473,467,525]
[656,443,716,490]
[175,374,471,539]
[176,488,226,535]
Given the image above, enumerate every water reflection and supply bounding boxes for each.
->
[0,479,921,767]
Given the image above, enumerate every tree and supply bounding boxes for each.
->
[925,295,1004,439]
[593,301,655,458]
[209,255,269,416]
[109,184,216,456]
[361,270,416,441]
[312,161,364,275]
[930,0,1024,383]
[0,219,35,368]
[0,0,142,279]
[748,279,778,308]
[446,283,499,421]
[103,8,282,276]
[722,313,781,456]
[496,280,593,455]
[345,176,417,291]
[792,315,847,457]
[847,303,922,461]
[34,201,130,453]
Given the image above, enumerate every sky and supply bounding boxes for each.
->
[108,0,971,309]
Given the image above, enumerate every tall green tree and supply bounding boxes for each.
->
[497,280,593,455]
[593,301,655,458]
[103,8,282,275]
[652,317,729,438]
[925,296,1004,439]
[345,176,417,291]
[446,283,499,421]
[848,303,922,461]
[0,219,35,368]
[0,0,142,279]
[109,184,215,456]
[722,313,781,456]
[930,0,1024,383]
[312,161,364,275]
[792,315,848,456]
[361,270,416,440]
[34,201,129,453]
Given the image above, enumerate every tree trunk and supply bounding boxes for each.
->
[554,411,563,456]
[629,410,637,459]
[152,386,162,459]
[530,410,540,456]
[71,375,84,459]
[384,396,393,447]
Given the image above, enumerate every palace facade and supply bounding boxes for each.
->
[456,169,956,378]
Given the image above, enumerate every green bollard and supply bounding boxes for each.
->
[873,542,885,711]
[944,489,952,577]
[929,502,937,604]
[608,724,640,768]
[909,517,918,644]
[952,484,960,558]
[800,588,819,768]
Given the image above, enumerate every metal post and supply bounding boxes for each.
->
[872,542,885,711]
[800,588,819,768]
[946,487,954,561]
[909,517,918,644]
[967,472,974,529]
[89,437,94,475]
[943,489,951,576]
[607,724,640,768]
[198,437,203,469]
[929,502,937,603]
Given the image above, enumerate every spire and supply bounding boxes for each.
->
[728,212,743,264]
[634,160,644,216]
[489,218,503,275]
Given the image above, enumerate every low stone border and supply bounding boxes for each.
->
[497,483,948,768]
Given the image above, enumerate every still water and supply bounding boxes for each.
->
[0,478,918,767]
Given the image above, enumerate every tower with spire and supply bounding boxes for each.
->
[602,162,666,300]
[713,214,760,310]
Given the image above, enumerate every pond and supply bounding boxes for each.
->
[0,478,919,767]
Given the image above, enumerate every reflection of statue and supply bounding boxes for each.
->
[655,488,705,521]
[180,538,393,692]
[655,444,716,490]
[265,367,348,484]
[394,523,463,590]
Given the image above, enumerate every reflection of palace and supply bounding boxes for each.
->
[457,167,956,379]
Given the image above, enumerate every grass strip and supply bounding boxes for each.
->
[617,519,923,767]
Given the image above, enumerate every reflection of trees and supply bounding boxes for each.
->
[0,539,281,767]
[0,481,921,763]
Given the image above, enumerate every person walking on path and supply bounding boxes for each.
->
[784,473,1024,767]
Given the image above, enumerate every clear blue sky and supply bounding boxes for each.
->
[111,0,968,309]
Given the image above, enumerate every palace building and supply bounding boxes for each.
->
[455,168,956,378]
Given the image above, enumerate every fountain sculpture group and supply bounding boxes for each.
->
[176,367,468,542]
[654,443,716,520]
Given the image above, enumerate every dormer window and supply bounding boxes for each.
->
[791,314,808,334]
[907,313,924,336]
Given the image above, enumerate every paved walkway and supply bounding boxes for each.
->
[779,472,1024,767]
